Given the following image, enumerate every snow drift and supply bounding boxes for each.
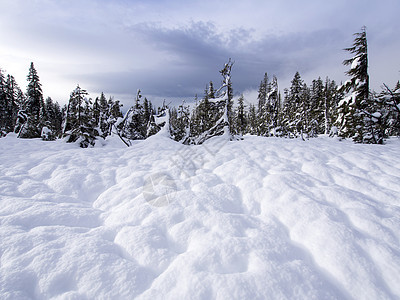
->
[1,134,400,299]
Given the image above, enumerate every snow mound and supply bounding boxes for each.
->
[1,134,400,299]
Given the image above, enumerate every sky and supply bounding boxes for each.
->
[1,0,399,108]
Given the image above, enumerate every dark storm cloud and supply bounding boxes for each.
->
[86,21,345,101]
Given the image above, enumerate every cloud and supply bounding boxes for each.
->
[1,0,399,107]
[84,21,346,102]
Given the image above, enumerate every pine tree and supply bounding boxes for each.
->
[337,26,379,143]
[5,75,22,133]
[119,90,146,140]
[190,82,220,138]
[282,72,303,137]
[188,98,202,138]
[92,97,101,132]
[0,69,7,136]
[217,59,234,138]
[234,94,247,136]
[17,62,46,138]
[145,101,170,138]
[257,72,271,135]
[170,100,190,142]
[267,75,281,136]
[190,59,234,144]
[375,82,400,137]
[92,92,111,138]
[258,73,268,110]
[143,97,151,130]
[247,104,258,135]
[186,60,234,144]
[0,72,26,137]
[98,92,110,137]
[41,97,58,140]
[324,78,340,135]
[310,77,325,133]
[41,97,63,139]
[300,83,317,139]
[208,81,215,99]
[25,62,44,118]
[63,85,98,147]
[107,97,123,137]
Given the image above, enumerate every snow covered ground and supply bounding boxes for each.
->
[1,133,400,299]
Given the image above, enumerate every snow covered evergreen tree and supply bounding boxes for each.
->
[234,94,247,136]
[257,73,271,135]
[93,92,113,138]
[324,78,341,135]
[42,97,62,140]
[170,100,190,142]
[257,73,269,111]
[336,26,382,143]
[119,90,146,140]
[375,82,400,137]
[281,72,317,139]
[17,62,46,138]
[188,59,234,144]
[144,102,171,138]
[0,69,8,136]
[63,85,98,147]
[5,75,23,133]
[143,97,153,132]
[266,75,281,136]
[189,82,220,139]
[282,72,303,137]
[310,77,325,134]
[106,97,123,137]
[246,104,258,135]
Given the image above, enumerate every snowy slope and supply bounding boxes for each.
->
[1,134,400,299]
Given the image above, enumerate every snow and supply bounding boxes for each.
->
[372,112,382,120]
[1,133,400,299]
[351,56,360,70]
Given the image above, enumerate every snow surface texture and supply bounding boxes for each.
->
[1,134,400,300]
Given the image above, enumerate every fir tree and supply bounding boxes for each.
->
[63,85,98,147]
[208,81,215,99]
[234,94,247,136]
[99,93,110,137]
[310,77,325,133]
[5,75,22,133]
[337,26,378,143]
[217,59,234,138]
[25,63,44,118]
[45,97,63,138]
[0,69,7,136]
[106,96,123,137]
[247,104,258,135]
[324,78,340,135]
[17,62,46,138]
[143,97,151,131]
[189,59,234,144]
[170,100,190,142]
[282,72,303,137]
[42,97,58,140]
[375,82,400,138]
[257,72,270,136]
[257,73,269,112]
[190,82,220,137]
[119,90,146,140]
[266,75,281,136]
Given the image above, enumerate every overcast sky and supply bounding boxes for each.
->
[1,0,399,107]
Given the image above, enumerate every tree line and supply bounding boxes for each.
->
[1,27,399,147]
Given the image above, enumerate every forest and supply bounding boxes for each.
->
[1,27,399,147]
